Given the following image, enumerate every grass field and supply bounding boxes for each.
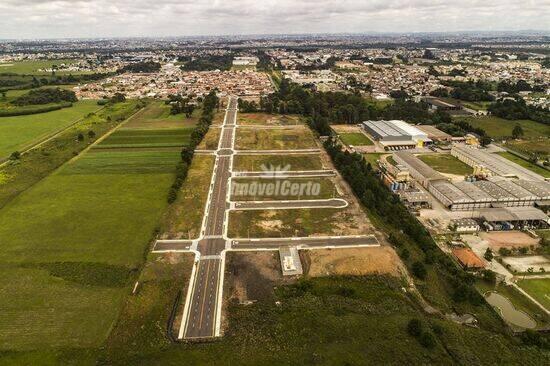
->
[238,113,302,126]
[161,155,215,239]
[228,208,358,238]
[83,272,550,365]
[0,59,88,75]
[236,128,317,150]
[417,154,473,175]
[505,139,550,158]
[0,101,141,208]
[0,149,180,349]
[231,177,338,201]
[362,153,385,170]
[454,116,550,139]
[496,152,550,178]
[233,154,324,171]
[197,127,221,150]
[122,101,199,129]
[0,98,194,350]
[0,100,100,159]
[339,132,374,146]
[517,279,550,311]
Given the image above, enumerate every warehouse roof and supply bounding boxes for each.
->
[417,125,452,140]
[431,180,473,203]
[514,180,550,199]
[473,180,516,200]
[394,151,446,181]
[454,181,494,202]
[480,207,549,222]
[486,176,538,200]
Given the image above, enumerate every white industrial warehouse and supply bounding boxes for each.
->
[362,120,432,150]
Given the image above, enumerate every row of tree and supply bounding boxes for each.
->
[13,87,77,106]
[489,98,550,125]
[167,90,219,203]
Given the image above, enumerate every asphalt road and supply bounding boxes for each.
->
[181,98,237,340]
[232,170,335,178]
[231,235,379,250]
[233,198,348,210]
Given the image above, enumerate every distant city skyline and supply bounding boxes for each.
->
[1,0,549,40]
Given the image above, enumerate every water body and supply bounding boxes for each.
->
[485,292,537,329]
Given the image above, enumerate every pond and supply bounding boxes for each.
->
[485,292,537,329]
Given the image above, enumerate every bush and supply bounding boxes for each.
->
[13,87,77,106]
[407,319,423,337]
[419,331,436,348]
[412,261,427,279]
[484,248,493,261]
[88,130,96,139]
[9,151,21,160]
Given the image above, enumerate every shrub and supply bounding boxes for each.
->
[9,151,21,160]
[412,261,427,279]
[419,331,436,348]
[407,319,423,337]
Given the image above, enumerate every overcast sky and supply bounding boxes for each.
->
[1,0,549,39]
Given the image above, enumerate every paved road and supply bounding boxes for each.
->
[180,98,237,340]
[232,170,335,178]
[232,235,379,250]
[233,198,348,210]
[153,240,193,252]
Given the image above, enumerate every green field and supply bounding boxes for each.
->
[236,128,317,150]
[122,101,199,129]
[0,149,180,349]
[496,152,550,178]
[0,100,100,159]
[339,132,374,146]
[505,139,550,158]
[454,116,550,139]
[517,279,550,311]
[417,154,473,175]
[238,113,302,126]
[362,153,385,170]
[0,59,88,75]
[233,154,324,171]
[0,99,194,350]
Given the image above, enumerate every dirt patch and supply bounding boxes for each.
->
[301,247,404,277]
[481,231,540,250]
[225,251,294,303]
[331,124,362,133]
[501,255,550,273]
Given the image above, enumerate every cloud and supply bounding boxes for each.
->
[0,0,548,39]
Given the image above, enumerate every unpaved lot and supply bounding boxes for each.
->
[301,247,405,278]
[481,231,540,250]
[501,255,550,273]
[225,251,294,303]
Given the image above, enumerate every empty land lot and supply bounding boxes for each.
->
[417,154,473,176]
[480,231,540,251]
[236,127,317,150]
[0,102,192,350]
[0,99,100,158]
[455,116,550,139]
[230,177,339,201]
[233,153,324,171]
[0,59,87,75]
[238,113,302,126]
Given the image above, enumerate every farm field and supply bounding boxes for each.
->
[238,113,302,126]
[0,59,87,75]
[236,127,317,150]
[0,100,192,350]
[339,132,373,146]
[454,116,550,139]
[496,152,550,178]
[517,278,550,311]
[0,100,100,159]
[417,153,473,175]
[233,153,324,171]
[122,101,199,129]
[197,127,221,150]
[0,100,141,208]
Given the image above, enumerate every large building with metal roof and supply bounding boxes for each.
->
[451,145,545,181]
[362,120,431,150]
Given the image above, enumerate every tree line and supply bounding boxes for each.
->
[167,90,219,203]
